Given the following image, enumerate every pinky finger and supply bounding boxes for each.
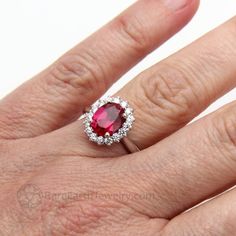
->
[161,187,236,236]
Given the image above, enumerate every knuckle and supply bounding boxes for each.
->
[117,14,151,54]
[49,52,106,94]
[137,63,201,123]
[211,103,236,151]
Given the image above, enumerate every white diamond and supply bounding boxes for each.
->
[125,108,132,115]
[106,97,113,102]
[89,133,97,142]
[96,99,104,107]
[120,101,128,108]
[84,122,91,128]
[97,136,104,145]
[118,128,127,137]
[112,97,120,103]
[91,106,98,113]
[127,115,135,123]
[104,137,113,145]
[85,127,93,134]
[124,123,132,129]
[87,113,93,122]
[112,133,121,142]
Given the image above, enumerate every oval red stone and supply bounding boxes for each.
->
[91,102,125,136]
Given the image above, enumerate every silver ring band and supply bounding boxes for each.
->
[121,137,140,153]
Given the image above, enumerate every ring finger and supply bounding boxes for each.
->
[52,16,236,156]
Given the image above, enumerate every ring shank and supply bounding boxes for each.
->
[121,137,140,153]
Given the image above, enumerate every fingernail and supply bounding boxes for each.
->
[164,0,190,11]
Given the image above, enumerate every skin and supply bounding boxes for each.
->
[0,0,236,235]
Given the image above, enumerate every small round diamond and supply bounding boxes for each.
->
[89,133,97,142]
[85,127,93,134]
[125,108,132,116]
[84,121,90,128]
[118,128,128,137]
[112,133,121,142]
[112,97,121,103]
[87,113,93,122]
[104,137,113,145]
[97,136,104,145]
[123,122,132,130]
[120,101,128,108]
[127,115,135,123]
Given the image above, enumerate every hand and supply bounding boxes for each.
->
[1,0,236,235]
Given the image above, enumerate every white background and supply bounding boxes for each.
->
[0,0,235,119]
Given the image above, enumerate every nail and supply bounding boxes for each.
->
[164,0,190,11]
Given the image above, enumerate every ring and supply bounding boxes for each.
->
[83,96,139,152]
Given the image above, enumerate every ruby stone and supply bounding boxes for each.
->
[91,102,125,136]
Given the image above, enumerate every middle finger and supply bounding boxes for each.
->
[117,16,236,149]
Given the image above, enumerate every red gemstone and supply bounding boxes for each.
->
[91,102,125,136]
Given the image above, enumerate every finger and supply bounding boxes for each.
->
[24,102,236,223]
[0,0,199,139]
[120,100,236,219]
[115,16,236,149]
[52,15,236,156]
[161,187,236,236]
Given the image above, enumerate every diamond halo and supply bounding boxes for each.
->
[83,97,135,145]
